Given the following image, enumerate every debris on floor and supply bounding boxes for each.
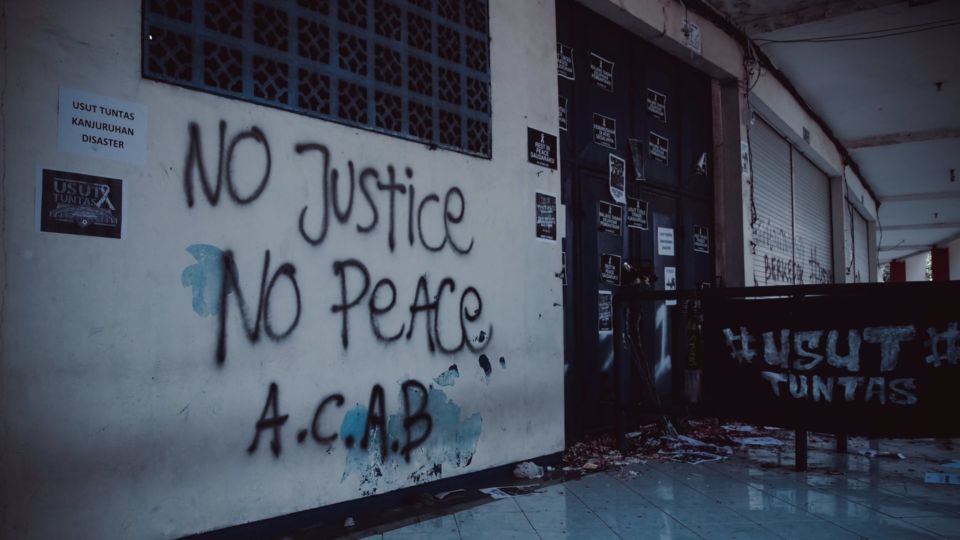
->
[513,461,544,479]
[479,485,543,499]
[862,450,906,459]
[924,472,960,485]
[735,436,786,447]
[434,489,465,500]
[343,517,355,528]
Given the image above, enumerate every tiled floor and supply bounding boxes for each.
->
[358,441,960,539]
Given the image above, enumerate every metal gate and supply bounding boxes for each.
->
[557,0,714,440]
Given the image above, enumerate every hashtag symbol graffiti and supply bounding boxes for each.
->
[925,322,960,367]
[723,327,756,364]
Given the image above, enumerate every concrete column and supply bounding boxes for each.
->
[712,80,747,287]
[904,252,929,282]
[830,176,847,283]
[889,260,905,282]
[950,237,960,280]
[866,221,879,282]
[931,247,949,281]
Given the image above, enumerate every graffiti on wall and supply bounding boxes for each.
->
[178,120,497,491]
[752,218,833,286]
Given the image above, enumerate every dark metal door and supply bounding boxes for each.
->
[559,0,714,440]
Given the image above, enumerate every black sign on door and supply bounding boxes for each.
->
[557,43,575,80]
[598,201,623,235]
[627,197,649,230]
[649,132,669,163]
[589,52,614,92]
[536,191,558,241]
[593,114,616,149]
[600,253,622,285]
[694,225,710,253]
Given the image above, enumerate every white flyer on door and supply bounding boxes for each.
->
[657,227,675,256]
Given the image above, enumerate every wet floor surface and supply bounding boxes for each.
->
[355,438,960,539]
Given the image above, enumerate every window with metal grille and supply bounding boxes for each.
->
[143,0,492,158]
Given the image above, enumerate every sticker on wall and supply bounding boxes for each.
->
[600,253,622,285]
[628,138,645,181]
[559,96,569,131]
[608,153,626,204]
[648,132,669,164]
[598,201,623,236]
[685,21,702,55]
[693,225,710,254]
[695,151,708,176]
[626,197,649,230]
[58,87,147,165]
[527,127,558,169]
[593,113,616,149]
[557,43,575,80]
[589,52,614,92]
[657,227,675,256]
[535,191,558,242]
[598,290,613,332]
[646,89,667,123]
[664,266,677,306]
[37,168,124,239]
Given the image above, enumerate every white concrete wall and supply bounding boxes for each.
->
[948,237,960,280]
[0,1,564,538]
[904,252,930,282]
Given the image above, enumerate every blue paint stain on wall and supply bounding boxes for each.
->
[433,364,460,387]
[181,244,231,317]
[339,387,482,493]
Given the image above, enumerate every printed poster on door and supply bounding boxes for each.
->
[626,197,649,230]
[600,253,622,286]
[37,168,124,239]
[649,132,669,164]
[593,113,616,149]
[589,52,614,92]
[598,291,613,332]
[646,89,667,123]
[657,227,675,256]
[535,191,558,242]
[664,266,677,306]
[694,225,710,254]
[608,153,626,204]
[557,43,575,80]
[597,201,623,236]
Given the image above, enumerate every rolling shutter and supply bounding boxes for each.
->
[792,150,833,284]
[751,119,794,286]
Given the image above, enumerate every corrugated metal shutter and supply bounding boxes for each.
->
[853,209,869,282]
[750,119,795,286]
[792,150,833,284]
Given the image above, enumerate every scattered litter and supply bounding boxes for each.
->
[721,423,756,433]
[480,485,542,499]
[924,472,960,485]
[513,461,544,479]
[942,461,960,469]
[479,487,511,500]
[861,450,906,460]
[435,489,464,500]
[582,461,601,471]
[736,437,785,447]
[343,517,355,528]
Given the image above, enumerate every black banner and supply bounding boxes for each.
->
[701,284,960,437]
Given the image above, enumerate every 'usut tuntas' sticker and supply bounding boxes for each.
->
[37,168,124,239]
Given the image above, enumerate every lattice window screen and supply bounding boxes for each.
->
[143,0,492,157]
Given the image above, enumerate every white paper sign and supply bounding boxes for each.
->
[657,227,675,256]
[664,266,677,306]
[58,88,148,164]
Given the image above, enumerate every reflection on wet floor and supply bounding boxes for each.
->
[358,437,960,539]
